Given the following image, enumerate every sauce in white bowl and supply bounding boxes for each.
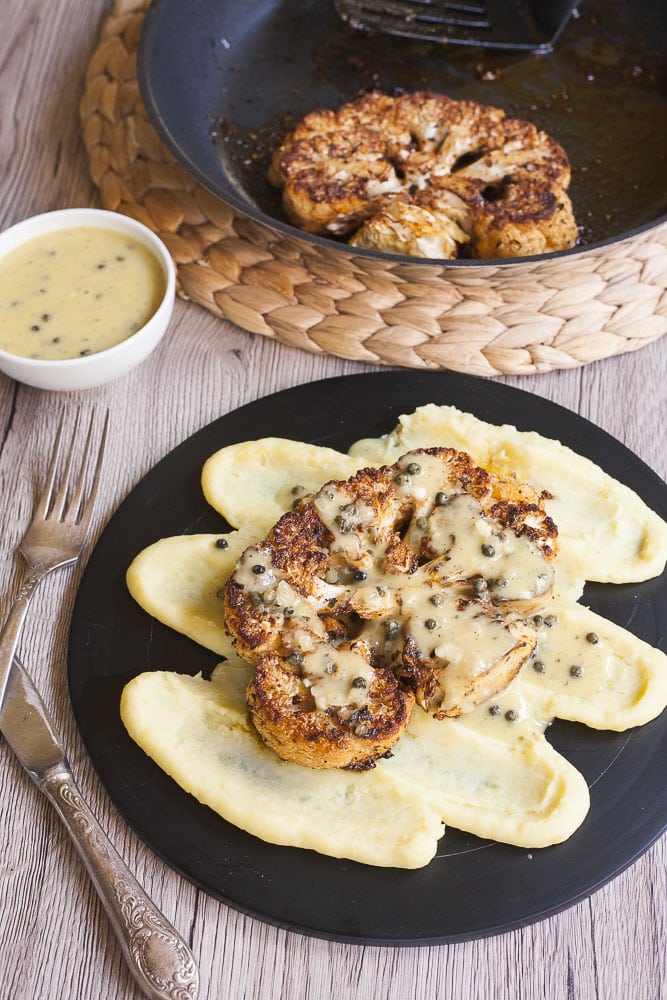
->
[0,209,175,390]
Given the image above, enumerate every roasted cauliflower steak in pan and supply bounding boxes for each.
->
[269,91,578,259]
[223,448,558,769]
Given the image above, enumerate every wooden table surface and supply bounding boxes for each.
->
[1,1,666,998]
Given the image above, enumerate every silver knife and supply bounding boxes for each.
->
[1,658,200,1000]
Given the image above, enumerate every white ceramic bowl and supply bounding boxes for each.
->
[0,208,176,390]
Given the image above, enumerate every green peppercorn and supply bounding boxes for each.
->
[291,484,305,495]
[533,614,543,626]
[425,619,437,630]
[406,462,421,475]
[214,537,229,549]
[353,570,367,581]
[569,665,584,678]
[252,564,266,575]
[288,651,304,666]
[384,619,400,639]
[481,543,495,557]
[351,676,367,688]
[473,576,488,595]
[505,709,518,722]
[430,593,444,606]
[435,491,448,506]
[532,660,545,674]
[416,516,429,530]
[284,607,295,617]
[544,614,557,627]
[586,632,599,645]
[394,473,410,487]
[488,704,501,716]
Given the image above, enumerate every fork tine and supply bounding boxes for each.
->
[75,409,109,530]
[64,409,97,523]
[33,410,68,520]
[50,406,82,521]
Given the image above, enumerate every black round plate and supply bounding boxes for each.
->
[68,372,667,944]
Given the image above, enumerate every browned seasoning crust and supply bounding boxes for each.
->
[269,91,578,259]
[247,643,415,771]
[224,447,558,769]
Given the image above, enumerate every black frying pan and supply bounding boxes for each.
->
[138,0,667,262]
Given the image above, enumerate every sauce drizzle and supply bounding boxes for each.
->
[0,228,165,360]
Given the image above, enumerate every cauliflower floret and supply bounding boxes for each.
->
[269,91,578,259]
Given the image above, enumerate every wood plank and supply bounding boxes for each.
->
[0,0,665,996]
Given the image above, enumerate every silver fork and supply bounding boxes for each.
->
[0,408,107,711]
[0,412,200,999]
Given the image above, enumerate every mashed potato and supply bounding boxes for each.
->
[121,406,667,868]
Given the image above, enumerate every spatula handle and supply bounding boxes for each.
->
[38,763,199,1000]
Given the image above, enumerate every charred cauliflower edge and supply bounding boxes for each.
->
[223,447,558,770]
[269,91,578,259]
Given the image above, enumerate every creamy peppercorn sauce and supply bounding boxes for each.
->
[302,645,376,713]
[0,228,165,360]
[120,415,667,866]
[350,404,667,585]
[230,450,553,718]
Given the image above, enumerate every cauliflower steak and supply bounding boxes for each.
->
[269,91,578,259]
[224,448,558,769]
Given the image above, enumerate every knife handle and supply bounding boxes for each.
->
[38,763,200,1000]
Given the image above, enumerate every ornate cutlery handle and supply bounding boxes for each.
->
[38,763,199,1000]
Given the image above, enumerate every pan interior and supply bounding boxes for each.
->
[140,0,667,253]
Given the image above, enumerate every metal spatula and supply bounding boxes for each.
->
[333,0,580,53]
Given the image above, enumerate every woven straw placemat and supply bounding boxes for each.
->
[80,0,667,376]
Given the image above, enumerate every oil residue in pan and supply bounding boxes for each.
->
[211,0,667,250]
